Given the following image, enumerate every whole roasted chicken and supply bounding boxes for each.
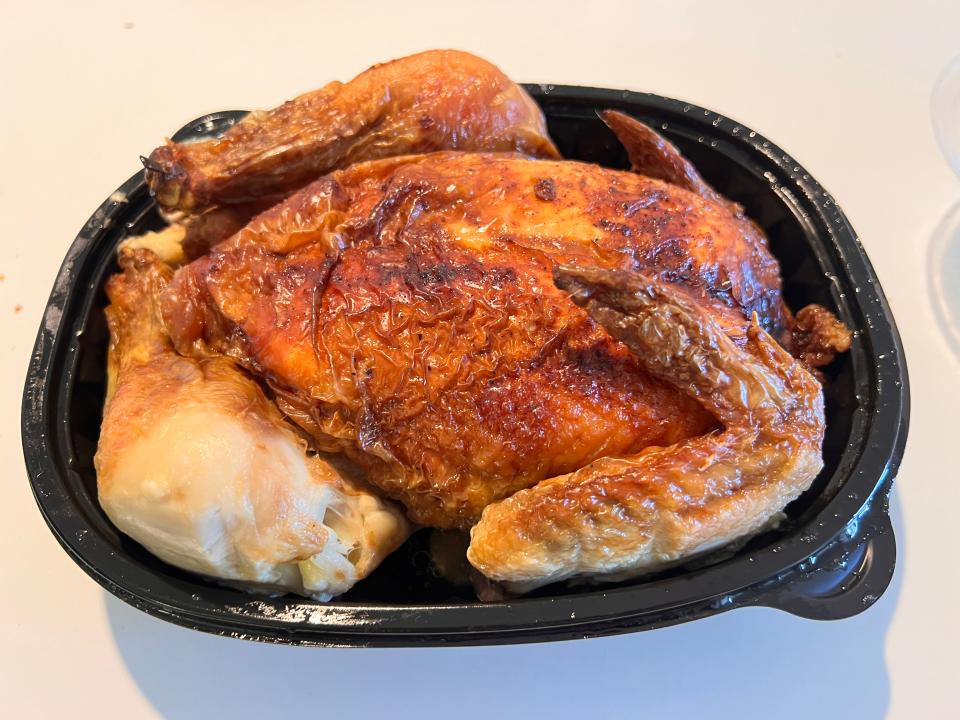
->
[97,50,849,598]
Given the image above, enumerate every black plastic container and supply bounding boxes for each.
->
[21,86,909,646]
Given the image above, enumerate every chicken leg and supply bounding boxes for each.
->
[467,265,824,590]
[95,248,409,600]
[145,49,559,213]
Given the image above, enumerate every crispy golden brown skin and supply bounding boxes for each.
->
[160,150,799,530]
[468,266,824,589]
[601,110,850,369]
[145,50,559,213]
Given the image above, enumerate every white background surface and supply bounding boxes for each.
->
[2,2,958,717]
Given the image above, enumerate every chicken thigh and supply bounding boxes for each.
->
[96,248,409,600]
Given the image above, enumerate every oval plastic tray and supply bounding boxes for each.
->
[21,85,909,645]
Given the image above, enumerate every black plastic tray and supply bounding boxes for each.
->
[21,85,909,646]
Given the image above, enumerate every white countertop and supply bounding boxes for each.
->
[3,2,958,717]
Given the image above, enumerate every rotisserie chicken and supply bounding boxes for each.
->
[97,49,850,598]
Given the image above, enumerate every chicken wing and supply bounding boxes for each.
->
[601,110,851,367]
[600,109,730,209]
[95,248,409,600]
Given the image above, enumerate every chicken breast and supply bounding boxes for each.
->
[160,149,787,530]
[95,248,409,600]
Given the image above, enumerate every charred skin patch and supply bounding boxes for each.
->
[534,178,557,201]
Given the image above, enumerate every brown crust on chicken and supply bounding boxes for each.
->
[600,110,729,208]
[145,50,559,213]
[160,151,798,529]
